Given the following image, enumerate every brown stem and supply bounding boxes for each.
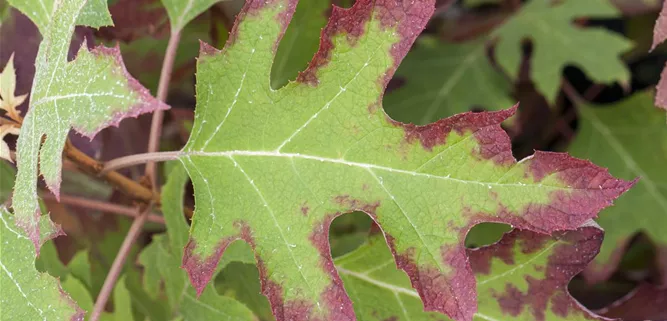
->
[102,151,181,174]
[64,141,157,204]
[42,194,165,225]
[146,31,181,190]
[89,206,152,321]
[90,30,182,320]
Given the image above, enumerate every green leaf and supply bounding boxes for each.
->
[0,161,14,204]
[217,262,274,321]
[61,276,94,317]
[7,0,112,33]
[68,250,92,290]
[138,163,255,320]
[462,0,501,7]
[160,0,226,32]
[494,0,633,103]
[178,1,632,320]
[0,207,83,320]
[112,275,135,321]
[271,0,330,88]
[35,240,68,279]
[336,223,607,320]
[9,0,168,249]
[567,91,667,283]
[384,36,513,125]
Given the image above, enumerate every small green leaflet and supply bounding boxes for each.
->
[567,91,667,283]
[494,0,633,103]
[0,207,83,321]
[138,164,255,320]
[9,0,167,249]
[177,1,632,320]
[384,36,512,125]
[161,0,229,32]
[336,223,607,321]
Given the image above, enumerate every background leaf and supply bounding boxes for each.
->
[384,36,513,124]
[179,1,632,320]
[161,0,228,32]
[567,91,667,284]
[495,0,633,103]
[9,0,168,248]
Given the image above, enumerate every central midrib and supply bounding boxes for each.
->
[183,149,581,191]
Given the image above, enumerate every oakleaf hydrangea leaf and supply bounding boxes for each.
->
[384,36,512,125]
[177,1,632,320]
[336,223,608,321]
[8,0,168,249]
[0,207,84,321]
[161,0,229,32]
[567,91,667,284]
[494,0,633,103]
[138,164,255,320]
[651,0,667,111]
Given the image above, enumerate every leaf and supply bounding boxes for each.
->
[271,0,330,88]
[7,0,112,33]
[0,124,20,163]
[0,207,84,321]
[35,240,69,279]
[598,283,667,320]
[567,91,667,284]
[652,0,667,111]
[178,1,632,320]
[494,0,633,103]
[217,262,275,321]
[384,36,513,125]
[160,0,227,32]
[8,0,168,249]
[138,163,256,320]
[61,276,94,316]
[0,54,27,121]
[336,223,609,321]
[0,160,15,203]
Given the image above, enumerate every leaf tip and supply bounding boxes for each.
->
[76,45,170,138]
[198,40,221,57]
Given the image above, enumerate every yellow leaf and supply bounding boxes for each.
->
[0,53,27,122]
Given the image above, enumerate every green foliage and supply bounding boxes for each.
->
[9,0,167,248]
[3,0,664,320]
[0,207,83,320]
[271,0,329,88]
[179,1,629,320]
[0,161,15,204]
[385,37,512,124]
[495,0,632,103]
[161,0,228,32]
[138,164,255,320]
[568,91,667,281]
[337,224,606,320]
